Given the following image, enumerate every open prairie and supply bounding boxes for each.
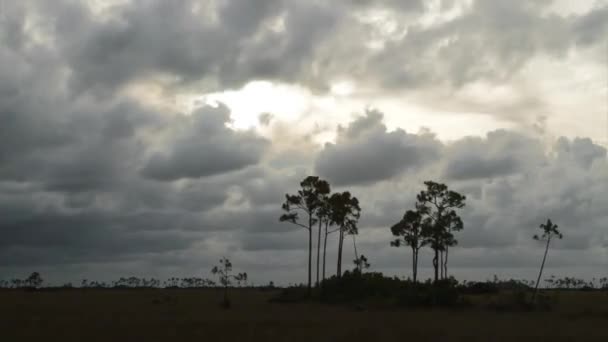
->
[2,289,607,342]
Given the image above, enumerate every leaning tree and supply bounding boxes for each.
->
[390,209,427,283]
[533,219,563,302]
[416,181,466,283]
[280,176,330,295]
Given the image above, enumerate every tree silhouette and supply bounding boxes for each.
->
[390,210,427,283]
[314,182,331,288]
[211,257,233,307]
[318,198,334,283]
[533,219,563,302]
[329,191,361,278]
[416,181,466,283]
[234,272,248,287]
[353,254,370,274]
[280,176,330,295]
[25,272,43,289]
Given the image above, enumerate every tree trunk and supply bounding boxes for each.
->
[352,234,359,260]
[316,219,321,287]
[352,235,359,273]
[439,251,444,280]
[322,222,328,282]
[307,216,312,296]
[337,229,344,278]
[444,246,449,280]
[533,237,551,303]
[433,248,439,283]
[412,247,418,283]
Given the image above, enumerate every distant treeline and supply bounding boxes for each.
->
[0,272,273,290]
[2,272,608,292]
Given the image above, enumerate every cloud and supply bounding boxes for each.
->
[52,0,285,93]
[443,130,546,180]
[555,137,607,169]
[141,104,269,181]
[315,109,442,185]
[572,4,608,46]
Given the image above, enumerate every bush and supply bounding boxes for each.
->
[319,271,403,303]
[319,272,463,308]
[397,278,461,308]
[459,281,499,295]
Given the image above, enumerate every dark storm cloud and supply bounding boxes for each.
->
[49,0,284,92]
[444,130,546,180]
[315,109,442,186]
[15,0,607,97]
[0,201,203,267]
[141,104,269,181]
[34,0,341,94]
[0,97,161,192]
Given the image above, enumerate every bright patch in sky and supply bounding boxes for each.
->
[330,81,355,96]
[201,81,311,130]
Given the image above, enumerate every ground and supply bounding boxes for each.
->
[1,289,607,341]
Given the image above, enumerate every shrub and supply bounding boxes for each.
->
[319,272,463,308]
[459,281,499,295]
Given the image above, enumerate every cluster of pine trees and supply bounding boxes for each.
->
[280,176,361,295]
[390,181,466,283]
[281,177,564,302]
[279,176,470,294]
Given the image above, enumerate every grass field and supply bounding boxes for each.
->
[1,289,607,341]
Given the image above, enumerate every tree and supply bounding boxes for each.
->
[280,176,330,295]
[532,219,563,302]
[416,181,466,283]
[315,186,331,288]
[318,198,334,283]
[234,272,248,287]
[25,272,43,289]
[353,255,370,274]
[211,257,233,307]
[390,210,427,283]
[329,191,361,278]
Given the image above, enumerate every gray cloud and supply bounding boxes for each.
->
[444,130,546,180]
[555,137,607,169]
[10,0,606,102]
[315,109,442,185]
[141,104,269,181]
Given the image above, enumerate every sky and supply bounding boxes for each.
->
[0,0,607,286]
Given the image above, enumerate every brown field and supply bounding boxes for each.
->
[1,289,607,341]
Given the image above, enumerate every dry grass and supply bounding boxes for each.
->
[1,288,607,341]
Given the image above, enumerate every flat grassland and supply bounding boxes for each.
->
[1,289,607,341]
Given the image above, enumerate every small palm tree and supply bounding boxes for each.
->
[533,219,563,302]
